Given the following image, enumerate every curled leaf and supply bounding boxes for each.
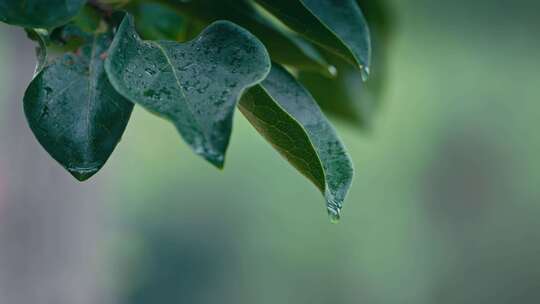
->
[105,14,271,167]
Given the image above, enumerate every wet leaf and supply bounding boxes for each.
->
[255,0,371,74]
[157,0,334,76]
[299,0,395,128]
[239,64,354,221]
[0,0,86,29]
[24,31,134,181]
[105,14,270,168]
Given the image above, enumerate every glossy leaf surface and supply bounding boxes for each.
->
[157,0,334,76]
[105,14,270,167]
[255,0,371,73]
[24,31,134,181]
[0,0,86,28]
[299,0,394,127]
[239,64,354,221]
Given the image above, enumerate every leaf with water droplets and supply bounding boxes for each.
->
[24,30,134,181]
[0,0,86,28]
[105,14,271,168]
[254,0,371,75]
[157,0,334,76]
[299,0,394,128]
[239,63,354,221]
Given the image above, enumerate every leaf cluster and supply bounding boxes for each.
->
[0,0,392,221]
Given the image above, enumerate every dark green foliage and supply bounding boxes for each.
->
[105,14,270,167]
[299,0,394,127]
[156,0,335,76]
[24,29,134,181]
[1,0,393,219]
[240,64,353,220]
[255,0,371,75]
[0,0,86,28]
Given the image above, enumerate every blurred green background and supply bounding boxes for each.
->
[1,0,540,303]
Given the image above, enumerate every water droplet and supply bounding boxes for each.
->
[327,207,341,223]
[144,67,156,76]
[327,65,338,77]
[326,194,342,223]
[360,65,370,82]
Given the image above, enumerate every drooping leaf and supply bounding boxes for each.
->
[299,0,394,128]
[157,0,334,76]
[355,0,394,102]
[239,63,354,221]
[105,14,270,168]
[24,30,134,181]
[0,0,86,29]
[255,0,371,75]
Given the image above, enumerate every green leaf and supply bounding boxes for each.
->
[0,0,86,29]
[239,64,354,221]
[156,0,334,76]
[24,30,134,181]
[355,0,394,100]
[105,14,271,168]
[255,0,371,75]
[299,0,395,128]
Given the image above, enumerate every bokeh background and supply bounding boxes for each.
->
[1,0,540,303]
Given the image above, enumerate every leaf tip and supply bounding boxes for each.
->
[68,166,100,182]
[325,193,344,224]
[327,205,341,224]
[203,153,225,170]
